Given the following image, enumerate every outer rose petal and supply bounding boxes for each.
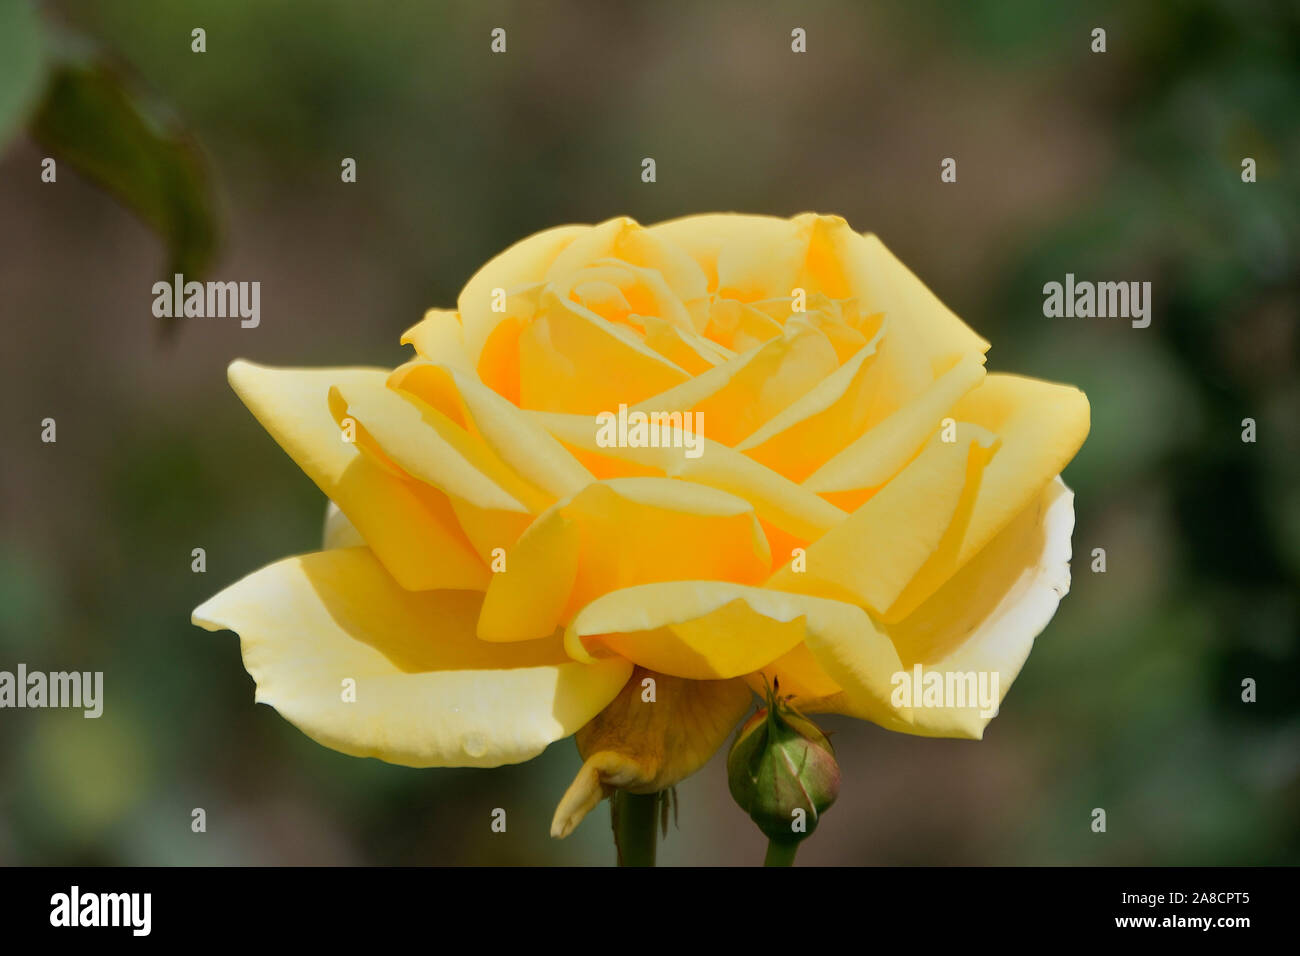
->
[458,223,590,366]
[834,224,991,376]
[881,371,1089,623]
[389,361,592,501]
[227,361,487,591]
[943,373,1090,573]
[819,477,1077,739]
[322,500,363,550]
[400,309,471,370]
[646,213,812,297]
[775,375,1088,627]
[192,547,632,768]
[331,377,534,513]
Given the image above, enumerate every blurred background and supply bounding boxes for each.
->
[0,0,1296,865]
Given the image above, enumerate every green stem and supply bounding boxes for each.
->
[612,791,659,866]
[764,839,799,867]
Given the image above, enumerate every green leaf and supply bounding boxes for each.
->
[0,0,47,149]
[29,63,219,287]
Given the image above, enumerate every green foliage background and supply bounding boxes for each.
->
[0,0,1296,865]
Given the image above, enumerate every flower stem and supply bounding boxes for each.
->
[764,839,799,867]
[611,791,659,866]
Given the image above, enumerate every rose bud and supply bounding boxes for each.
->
[727,688,840,844]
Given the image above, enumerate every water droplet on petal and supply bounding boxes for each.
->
[462,733,487,758]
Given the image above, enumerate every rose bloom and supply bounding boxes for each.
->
[193,213,1088,838]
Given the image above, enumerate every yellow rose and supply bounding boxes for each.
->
[193,213,1088,840]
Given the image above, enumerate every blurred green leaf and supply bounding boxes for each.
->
[29,63,219,290]
[0,0,46,149]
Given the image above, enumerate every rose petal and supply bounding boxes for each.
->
[519,290,691,413]
[192,547,632,768]
[331,377,535,513]
[389,361,592,501]
[842,477,1075,739]
[528,409,846,543]
[458,223,589,365]
[703,298,784,351]
[227,361,487,591]
[548,217,710,324]
[836,226,991,376]
[562,581,903,719]
[479,478,771,642]
[746,642,843,705]
[321,500,364,550]
[768,424,999,617]
[940,373,1090,579]
[735,324,888,481]
[647,213,808,295]
[631,321,841,447]
[637,314,732,374]
[400,308,471,369]
[804,351,987,502]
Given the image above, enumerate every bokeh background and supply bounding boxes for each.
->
[1,0,1297,865]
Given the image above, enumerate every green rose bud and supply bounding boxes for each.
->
[727,684,840,845]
